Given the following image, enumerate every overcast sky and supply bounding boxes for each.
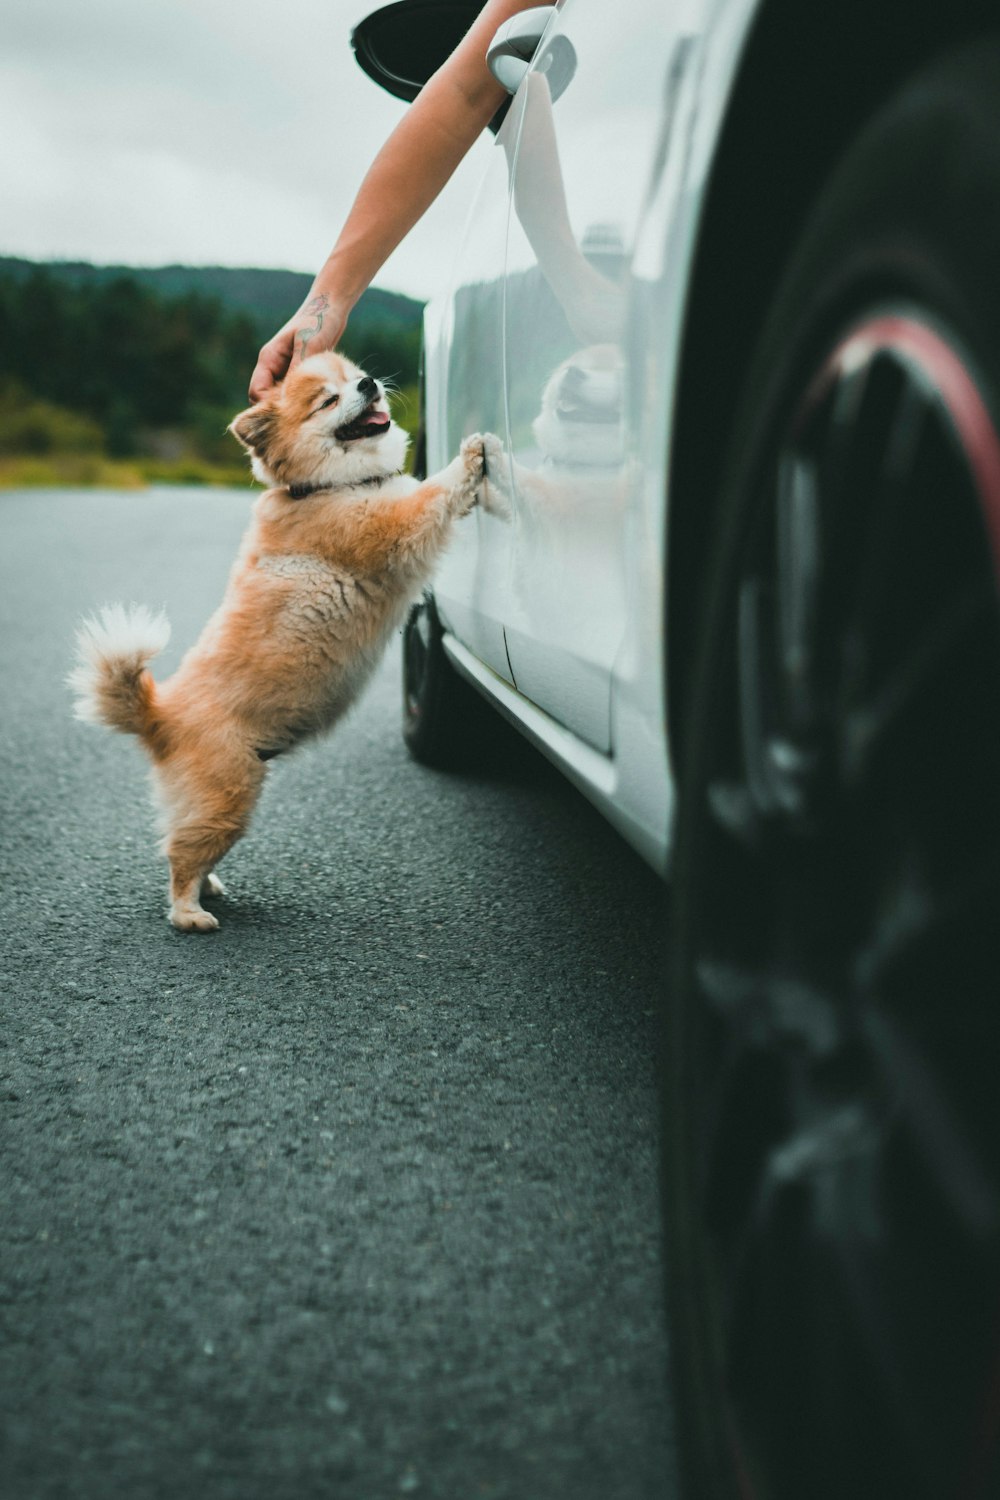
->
[0,0,496,303]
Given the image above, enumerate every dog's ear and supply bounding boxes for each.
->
[229,403,277,460]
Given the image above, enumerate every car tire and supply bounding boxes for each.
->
[665,40,1000,1500]
[401,591,492,768]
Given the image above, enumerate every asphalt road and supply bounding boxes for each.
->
[0,487,675,1500]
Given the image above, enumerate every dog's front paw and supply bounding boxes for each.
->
[479,433,512,520]
[480,432,504,471]
[446,433,487,517]
[459,431,507,506]
[459,433,487,486]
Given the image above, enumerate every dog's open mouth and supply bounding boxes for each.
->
[556,396,622,425]
[336,405,391,443]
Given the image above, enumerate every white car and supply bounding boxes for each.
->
[354,3,1000,1496]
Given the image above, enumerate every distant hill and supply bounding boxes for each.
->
[0,256,424,348]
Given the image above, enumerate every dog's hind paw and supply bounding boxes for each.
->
[201,873,226,899]
[169,905,220,933]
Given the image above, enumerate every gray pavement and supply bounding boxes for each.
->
[0,487,674,1500]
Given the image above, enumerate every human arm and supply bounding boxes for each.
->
[249,0,541,401]
[508,71,625,344]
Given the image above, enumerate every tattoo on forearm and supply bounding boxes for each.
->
[297,293,331,359]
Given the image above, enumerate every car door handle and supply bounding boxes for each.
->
[486,5,557,95]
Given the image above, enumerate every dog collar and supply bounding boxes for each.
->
[286,473,397,501]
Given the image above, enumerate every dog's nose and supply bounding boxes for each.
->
[357,376,378,398]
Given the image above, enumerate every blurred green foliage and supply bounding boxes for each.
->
[0,383,104,456]
[0,258,423,487]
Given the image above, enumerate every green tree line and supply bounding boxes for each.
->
[0,266,259,460]
[0,261,423,485]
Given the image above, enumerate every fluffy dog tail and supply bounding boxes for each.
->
[69,603,171,741]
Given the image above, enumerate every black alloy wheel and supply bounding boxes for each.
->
[666,42,1000,1500]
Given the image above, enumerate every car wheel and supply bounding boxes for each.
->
[666,42,1000,1500]
[401,591,490,768]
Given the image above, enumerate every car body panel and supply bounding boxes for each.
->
[426,0,765,872]
[500,4,640,755]
[426,130,516,683]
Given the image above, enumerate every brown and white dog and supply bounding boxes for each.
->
[70,351,492,932]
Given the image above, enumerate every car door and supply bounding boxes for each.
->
[427,101,520,685]
[499,0,692,751]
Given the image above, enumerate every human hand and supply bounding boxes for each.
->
[248,291,349,402]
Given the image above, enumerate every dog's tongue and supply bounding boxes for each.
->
[361,411,390,432]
